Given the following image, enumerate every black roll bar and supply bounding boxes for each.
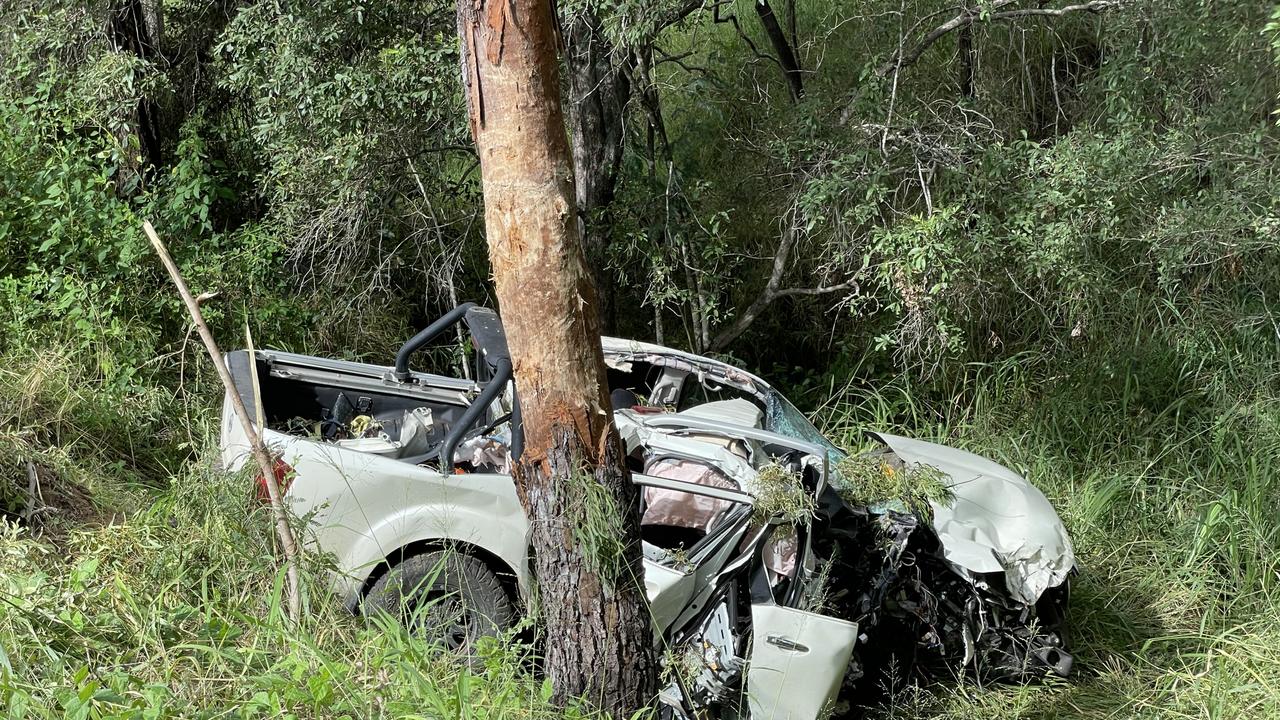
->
[438,356,512,472]
[399,357,513,471]
[391,302,476,382]
[393,304,524,471]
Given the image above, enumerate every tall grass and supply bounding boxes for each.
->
[0,345,183,530]
[815,317,1280,719]
[0,450,572,719]
[0,343,569,718]
[5,289,1280,718]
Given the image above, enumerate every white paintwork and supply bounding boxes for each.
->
[222,392,757,632]
[642,560,696,631]
[746,605,859,720]
[220,334,1075,720]
[677,398,763,428]
[870,432,1076,604]
[222,394,531,603]
[222,340,1076,610]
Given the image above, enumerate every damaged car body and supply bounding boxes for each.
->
[220,304,1075,718]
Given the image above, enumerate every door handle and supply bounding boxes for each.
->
[765,635,809,653]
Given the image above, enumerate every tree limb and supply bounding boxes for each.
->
[753,0,805,100]
[714,4,781,68]
[648,0,725,36]
[877,0,1125,78]
[773,281,858,299]
[144,220,303,621]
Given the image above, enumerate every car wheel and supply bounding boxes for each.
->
[364,550,516,654]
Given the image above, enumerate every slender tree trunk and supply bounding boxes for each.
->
[564,13,633,334]
[784,0,799,52]
[754,0,804,100]
[108,0,166,182]
[456,0,657,714]
[958,25,975,99]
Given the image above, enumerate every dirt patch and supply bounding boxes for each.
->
[4,460,120,542]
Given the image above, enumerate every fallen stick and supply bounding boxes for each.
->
[22,460,40,524]
[143,220,302,620]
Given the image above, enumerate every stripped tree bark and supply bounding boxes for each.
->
[143,221,303,620]
[456,0,657,714]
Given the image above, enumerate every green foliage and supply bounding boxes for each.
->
[217,0,485,308]
[0,458,574,719]
[816,337,1280,718]
[617,0,1280,374]
[1,0,1279,716]
[0,346,177,524]
[833,454,953,518]
[563,466,631,587]
[750,462,815,525]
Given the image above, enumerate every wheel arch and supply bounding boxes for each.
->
[355,538,523,613]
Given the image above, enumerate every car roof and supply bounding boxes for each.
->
[462,305,774,393]
[599,335,774,391]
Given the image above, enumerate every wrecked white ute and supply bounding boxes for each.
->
[220,304,1075,718]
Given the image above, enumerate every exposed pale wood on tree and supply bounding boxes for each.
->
[143,220,303,621]
[456,0,657,714]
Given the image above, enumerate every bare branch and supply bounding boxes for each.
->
[708,220,796,351]
[991,1,1127,19]
[650,0,725,35]
[654,46,713,77]
[877,0,1125,78]
[773,281,858,299]
[754,0,805,100]
[144,220,304,621]
[715,4,781,68]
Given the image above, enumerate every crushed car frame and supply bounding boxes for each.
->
[221,304,1075,719]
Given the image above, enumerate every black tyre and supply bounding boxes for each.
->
[364,550,516,654]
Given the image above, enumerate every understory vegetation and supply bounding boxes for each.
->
[2,0,1279,717]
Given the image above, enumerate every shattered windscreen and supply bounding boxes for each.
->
[763,390,844,462]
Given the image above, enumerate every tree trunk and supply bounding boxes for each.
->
[456,0,657,715]
[958,25,975,99]
[754,0,804,100]
[564,13,633,335]
[108,0,166,182]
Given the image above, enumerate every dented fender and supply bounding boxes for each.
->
[868,432,1075,604]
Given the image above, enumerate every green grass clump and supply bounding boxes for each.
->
[814,335,1280,719]
[751,463,816,525]
[563,465,630,589]
[832,455,954,519]
[0,345,181,530]
[0,452,576,719]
